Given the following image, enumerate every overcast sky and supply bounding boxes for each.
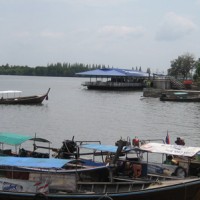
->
[0,0,199,73]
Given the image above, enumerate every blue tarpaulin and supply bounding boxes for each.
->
[0,156,72,168]
[80,144,132,153]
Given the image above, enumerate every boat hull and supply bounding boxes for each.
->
[0,178,200,200]
[160,97,200,102]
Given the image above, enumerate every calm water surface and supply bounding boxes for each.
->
[0,75,200,150]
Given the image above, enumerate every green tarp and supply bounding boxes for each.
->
[0,132,33,145]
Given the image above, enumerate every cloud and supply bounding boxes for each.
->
[39,31,65,38]
[98,25,145,39]
[196,0,200,5]
[13,31,30,38]
[11,30,65,39]
[156,12,197,41]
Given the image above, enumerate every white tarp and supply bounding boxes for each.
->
[0,91,22,94]
[140,143,200,157]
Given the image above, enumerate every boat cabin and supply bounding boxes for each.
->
[0,90,22,100]
[140,142,200,177]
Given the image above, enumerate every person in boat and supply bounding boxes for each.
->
[164,155,178,165]
[132,136,140,147]
[175,137,185,146]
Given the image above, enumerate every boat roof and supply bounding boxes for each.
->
[76,68,149,78]
[0,156,72,168]
[80,144,132,153]
[140,142,200,157]
[0,90,22,94]
[0,132,50,146]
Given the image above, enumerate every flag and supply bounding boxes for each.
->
[165,131,170,144]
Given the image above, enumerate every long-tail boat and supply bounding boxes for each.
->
[0,88,50,104]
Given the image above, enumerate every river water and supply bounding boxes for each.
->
[0,75,200,150]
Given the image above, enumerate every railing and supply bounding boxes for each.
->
[83,81,143,88]
[168,77,185,89]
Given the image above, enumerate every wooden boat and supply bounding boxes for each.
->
[0,88,50,104]
[0,156,200,200]
[160,92,200,102]
[0,139,200,199]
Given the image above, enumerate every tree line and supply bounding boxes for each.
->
[1,53,200,81]
[0,63,107,77]
[0,63,145,77]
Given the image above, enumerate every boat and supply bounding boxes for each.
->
[0,88,50,104]
[0,139,199,200]
[160,92,200,102]
[0,155,200,200]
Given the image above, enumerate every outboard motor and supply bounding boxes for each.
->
[113,139,129,164]
[57,139,77,158]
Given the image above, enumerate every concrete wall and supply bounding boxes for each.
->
[153,79,171,90]
[143,88,163,97]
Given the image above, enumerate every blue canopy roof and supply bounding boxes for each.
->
[76,68,149,77]
[80,144,132,153]
[0,156,72,168]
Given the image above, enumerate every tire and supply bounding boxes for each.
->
[33,193,48,200]
[174,167,186,178]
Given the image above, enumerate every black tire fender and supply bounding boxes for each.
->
[174,166,187,178]
[33,193,48,200]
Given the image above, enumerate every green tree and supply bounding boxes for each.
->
[193,59,200,81]
[168,53,195,79]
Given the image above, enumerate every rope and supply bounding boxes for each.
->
[97,193,113,200]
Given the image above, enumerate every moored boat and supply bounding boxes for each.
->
[0,88,50,104]
[0,156,200,200]
[1,136,200,199]
[0,134,200,200]
[160,92,200,102]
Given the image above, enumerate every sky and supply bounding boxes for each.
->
[0,0,200,74]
